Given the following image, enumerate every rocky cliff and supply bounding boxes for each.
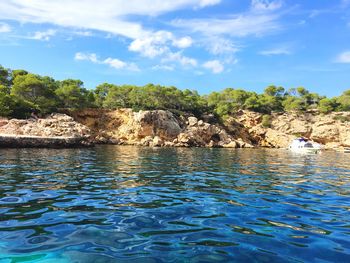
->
[68,109,252,148]
[233,110,350,149]
[69,109,350,149]
[0,113,91,147]
[1,109,349,149]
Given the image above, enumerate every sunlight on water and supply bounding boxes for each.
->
[0,146,350,262]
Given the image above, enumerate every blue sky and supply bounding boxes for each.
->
[0,0,350,96]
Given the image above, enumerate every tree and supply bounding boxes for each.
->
[318,98,337,114]
[56,79,93,108]
[0,65,11,87]
[264,85,285,97]
[337,90,350,111]
[94,83,112,107]
[283,96,306,112]
[103,85,133,109]
[12,74,46,102]
[11,73,59,114]
[244,93,262,112]
[0,91,14,117]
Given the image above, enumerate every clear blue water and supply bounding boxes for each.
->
[0,146,350,263]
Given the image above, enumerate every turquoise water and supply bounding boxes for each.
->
[0,146,350,262]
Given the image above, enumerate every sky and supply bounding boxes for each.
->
[0,0,350,97]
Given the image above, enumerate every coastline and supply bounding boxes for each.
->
[0,134,92,148]
[0,109,349,149]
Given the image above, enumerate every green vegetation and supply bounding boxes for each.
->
[333,115,350,123]
[261,115,272,128]
[0,64,349,119]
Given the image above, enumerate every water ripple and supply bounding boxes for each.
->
[0,146,350,262]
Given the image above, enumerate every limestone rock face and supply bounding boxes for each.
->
[233,110,350,148]
[134,110,182,139]
[3,108,348,149]
[63,108,350,149]
[0,113,90,138]
[174,117,241,147]
[188,116,198,127]
[73,109,250,148]
[0,113,92,147]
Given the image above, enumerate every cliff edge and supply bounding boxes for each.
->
[1,109,349,149]
[70,109,350,149]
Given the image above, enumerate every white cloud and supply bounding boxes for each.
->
[75,52,98,63]
[31,29,56,41]
[162,52,197,67]
[151,65,175,71]
[172,36,193,48]
[172,13,280,38]
[0,0,217,64]
[128,31,193,58]
[0,22,11,33]
[203,60,224,73]
[75,52,139,71]
[197,0,221,8]
[0,0,220,40]
[129,31,172,58]
[335,51,350,63]
[74,31,93,37]
[205,37,239,55]
[251,0,283,12]
[259,46,291,55]
[104,58,140,71]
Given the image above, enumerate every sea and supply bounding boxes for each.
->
[0,146,349,262]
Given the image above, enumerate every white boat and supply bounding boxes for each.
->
[288,138,322,154]
[339,147,350,153]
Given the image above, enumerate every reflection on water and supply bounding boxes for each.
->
[0,146,350,262]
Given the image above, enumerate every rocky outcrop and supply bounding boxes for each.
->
[1,109,349,149]
[233,110,350,149]
[71,109,252,148]
[0,114,92,147]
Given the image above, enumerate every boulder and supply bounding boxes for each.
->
[188,117,198,127]
[150,136,163,147]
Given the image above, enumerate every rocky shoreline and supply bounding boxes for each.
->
[0,135,92,148]
[0,114,92,148]
[0,109,349,149]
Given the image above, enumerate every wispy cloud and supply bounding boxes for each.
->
[0,22,11,33]
[74,31,93,37]
[171,6,282,61]
[251,0,283,12]
[335,51,350,63]
[161,52,197,67]
[75,52,140,71]
[0,0,220,39]
[30,29,56,41]
[0,0,289,73]
[259,46,292,56]
[203,60,224,73]
[172,13,281,38]
[205,37,240,55]
[151,64,175,71]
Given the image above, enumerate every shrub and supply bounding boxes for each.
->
[262,114,272,128]
[333,115,350,123]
